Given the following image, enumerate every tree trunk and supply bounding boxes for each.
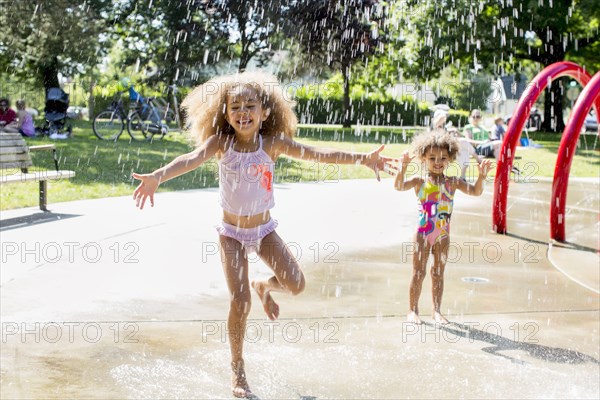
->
[540,45,566,133]
[41,57,60,93]
[342,61,351,128]
[239,53,249,72]
[541,79,565,133]
[237,12,249,72]
[88,79,96,119]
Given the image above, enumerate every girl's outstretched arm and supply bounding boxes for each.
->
[386,151,421,191]
[276,137,395,181]
[456,159,493,195]
[132,135,221,209]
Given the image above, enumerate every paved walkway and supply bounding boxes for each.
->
[1,178,598,399]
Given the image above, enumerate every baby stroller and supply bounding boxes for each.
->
[39,87,72,138]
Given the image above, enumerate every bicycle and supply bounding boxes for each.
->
[127,96,169,141]
[93,92,168,141]
[152,97,177,124]
[152,84,183,131]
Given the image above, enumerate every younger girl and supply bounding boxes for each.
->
[132,71,392,397]
[16,100,35,137]
[385,132,491,325]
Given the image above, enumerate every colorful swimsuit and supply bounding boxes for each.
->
[417,177,455,246]
[215,135,277,254]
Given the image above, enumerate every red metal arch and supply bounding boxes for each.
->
[492,61,599,234]
[551,71,600,241]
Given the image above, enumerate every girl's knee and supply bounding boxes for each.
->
[412,268,426,281]
[288,272,305,296]
[430,265,445,279]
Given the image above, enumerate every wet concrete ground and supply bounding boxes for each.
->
[1,178,598,399]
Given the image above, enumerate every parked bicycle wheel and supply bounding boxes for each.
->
[93,110,124,140]
[163,109,176,123]
[127,111,166,141]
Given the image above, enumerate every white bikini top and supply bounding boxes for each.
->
[218,135,275,216]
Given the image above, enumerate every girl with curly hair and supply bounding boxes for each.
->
[386,131,492,325]
[132,71,392,397]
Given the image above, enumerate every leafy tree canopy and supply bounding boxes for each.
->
[1,0,112,91]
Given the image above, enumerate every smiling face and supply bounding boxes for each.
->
[423,146,451,175]
[225,86,270,137]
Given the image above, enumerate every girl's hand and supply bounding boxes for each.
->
[478,159,493,178]
[362,144,393,181]
[401,151,414,167]
[132,173,160,209]
[383,151,413,176]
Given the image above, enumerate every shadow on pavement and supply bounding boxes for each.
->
[0,212,81,232]
[436,322,600,365]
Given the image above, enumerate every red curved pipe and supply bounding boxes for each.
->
[493,62,597,234]
[551,71,600,242]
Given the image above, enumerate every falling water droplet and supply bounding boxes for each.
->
[335,285,342,298]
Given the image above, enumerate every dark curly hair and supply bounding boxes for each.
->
[411,130,460,162]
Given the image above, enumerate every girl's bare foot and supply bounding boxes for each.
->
[407,311,422,325]
[251,281,280,320]
[433,311,449,324]
[231,360,253,398]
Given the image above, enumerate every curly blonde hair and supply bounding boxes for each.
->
[411,130,460,162]
[181,71,297,146]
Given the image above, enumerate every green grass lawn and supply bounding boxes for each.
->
[1,121,598,210]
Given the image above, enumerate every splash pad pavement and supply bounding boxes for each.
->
[1,178,598,399]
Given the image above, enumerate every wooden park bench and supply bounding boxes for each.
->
[0,132,75,211]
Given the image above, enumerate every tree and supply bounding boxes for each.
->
[112,0,228,87]
[113,0,290,85]
[405,0,600,132]
[199,0,289,72]
[286,0,390,127]
[353,2,408,100]
[1,0,111,92]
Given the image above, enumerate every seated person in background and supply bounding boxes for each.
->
[463,109,502,159]
[431,109,449,131]
[464,109,519,174]
[491,116,506,141]
[433,109,481,180]
[16,100,36,137]
[0,98,19,133]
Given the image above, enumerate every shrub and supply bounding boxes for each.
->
[446,109,470,128]
[295,91,430,126]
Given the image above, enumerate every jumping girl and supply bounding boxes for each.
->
[132,71,393,397]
